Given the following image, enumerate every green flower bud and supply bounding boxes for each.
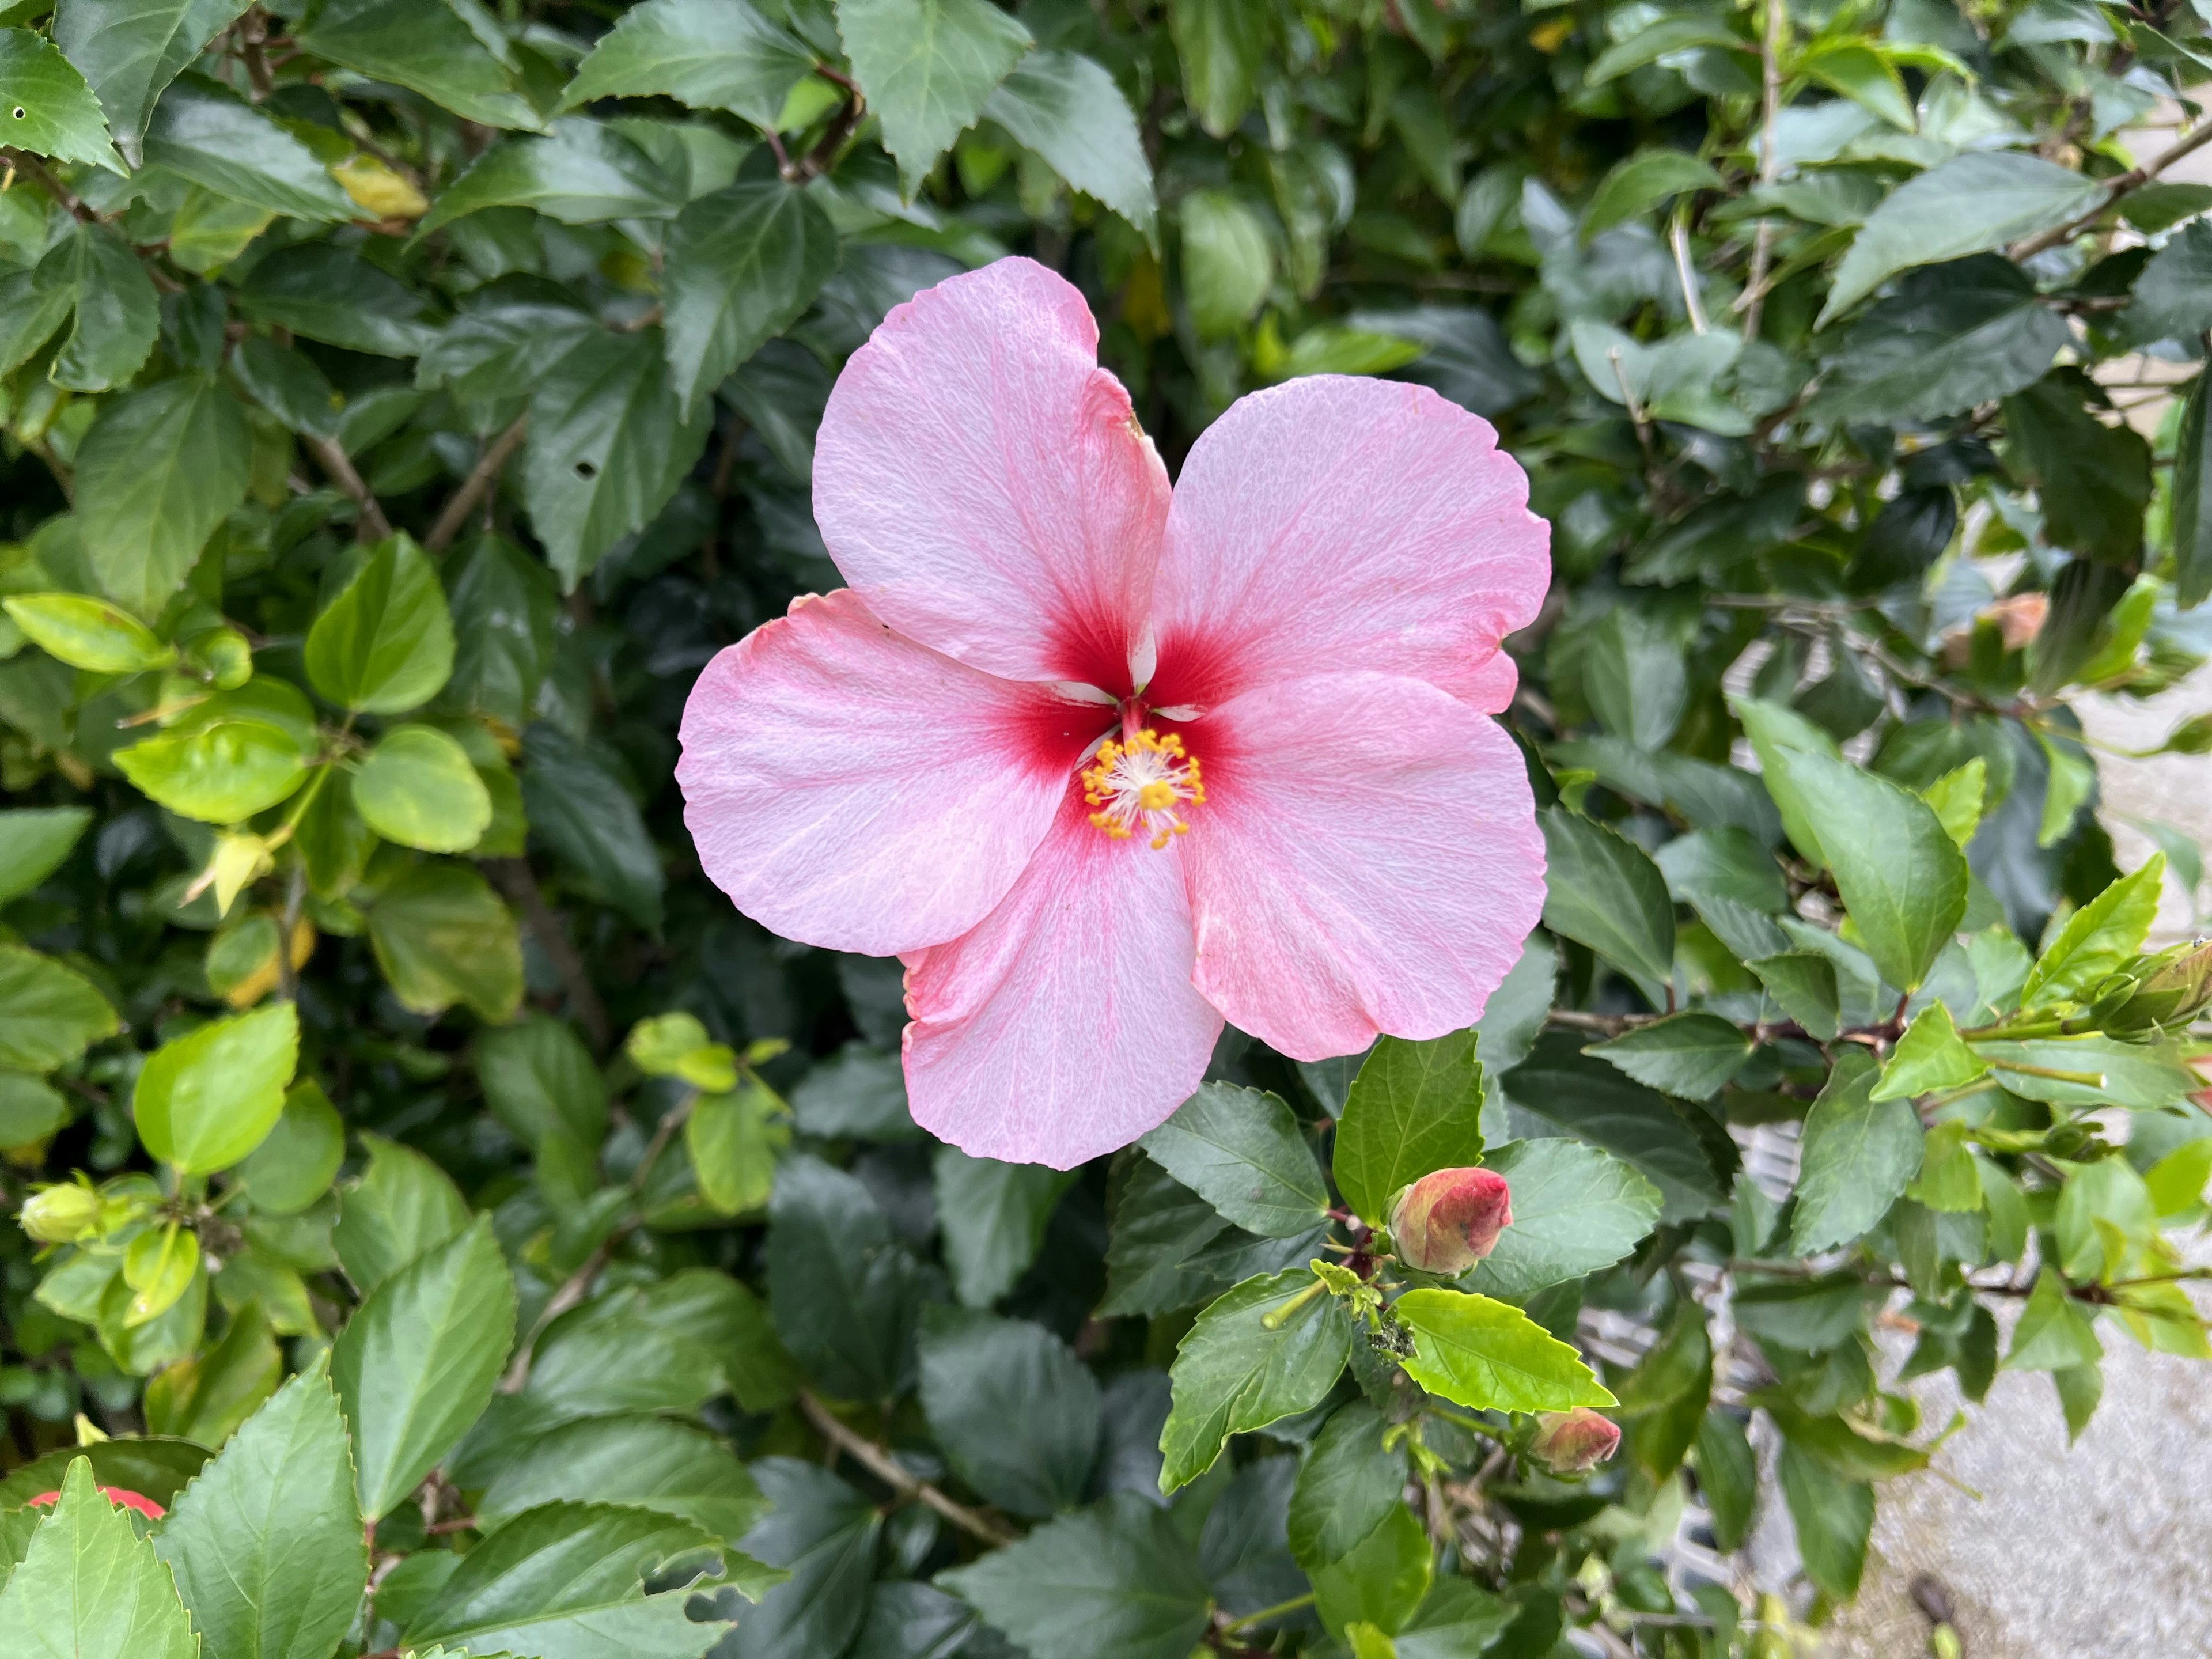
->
[20,1181,103,1244]
[2103,941,2212,1033]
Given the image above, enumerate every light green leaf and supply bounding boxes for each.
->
[1907,1120,1983,1211]
[1968,1033,2196,1109]
[1920,758,1987,849]
[1311,1504,1431,1640]
[1871,1002,1987,1100]
[1585,1012,1751,1101]
[0,1071,69,1147]
[115,719,310,824]
[333,1131,472,1293]
[1732,696,1840,868]
[334,1215,517,1521]
[1393,1287,1615,1412]
[934,1146,1075,1307]
[365,861,524,1023]
[1799,41,1913,130]
[2021,854,2164,1007]
[305,534,456,714]
[155,1359,367,1659]
[418,119,688,234]
[75,374,251,617]
[1463,1138,1662,1302]
[0,1457,197,1659]
[133,1001,298,1173]
[2003,1267,2103,1370]
[1582,149,1721,242]
[941,1494,1213,1659]
[405,1502,743,1658]
[0,27,125,171]
[918,1305,1100,1517]
[237,1080,346,1214]
[353,725,493,853]
[1789,1049,1922,1253]
[1539,805,1676,992]
[142,74,353,220]
[141,1298,282,1445]
[662,180,838,420]
[0,945,119,1073]
[1179,187,1272,338]
[983,50,1157,240]
[294,0,541,129]
[2,594,172,673]
[561,0,816,128]
[839,0,1032,195]
[1139,1081,1328,1239]
[687,1078,788,1214]
[1776,1443,1872,1602]
[1332,1029,1484,1228]
[1821,151,2104,323]
[1161,1268,1351,1492]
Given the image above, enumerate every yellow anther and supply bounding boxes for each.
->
[1083,727,1202,849]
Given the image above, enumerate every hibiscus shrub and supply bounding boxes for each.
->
[4,0,2212,1650]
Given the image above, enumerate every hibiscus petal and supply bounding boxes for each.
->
[1181,671,1546,1060]
[677,589,1102,956]
[902,794,1222,1168]
[814,257,1170,693]
[1147,375,1550,713]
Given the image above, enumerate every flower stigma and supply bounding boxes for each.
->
[1082,729,1203,849]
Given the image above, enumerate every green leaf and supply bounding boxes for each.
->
[0,945,119,1073]
[1798,40,1912,128]
[1310,1503,1431,1639]
[2003,369,2153,565]
[1731,696,1840,867]
[33,221,157,391]
[1820,151,2104,323]
[983,50,1157,240]
[0,1458,196,1659]
[560,0,815,128]
[1747,950,1842,1043]
[142,74,353,219]
[141,1299,281,1445]
[517,1270,796,1424]
[1585,1012,1750,1101]
[1871,1002,1987,1100]
[1585,14,1748,82]
[418,120,688,234]
[1775,1442,1871,1601]
[476,1415,769,1541]
[838,0,1031,194]
[0,1440,210,1513]
[1099,1157,1315,1318]
[353,725,493,853]
[1167,0,1267,136]
[1789,1050,1922,1254]
[334,1215,517,1522]
[728,1459,880,1656]
[1653,827,1788,914]
[687,1078,788,1214]
[1968,1033,2196,1109]
[305,534,456,714]
[2003,1268,2103,1370]
[1815,256,2069,425]
[523,327,713,588]
[1539,805,1676,992]
[1759,746,1967,991]
[519,720,665,926]
[918,1305,1100,1517]
[1139,1081,1328,1239]
[942,1494,1213,1659]
[237,1080,345,1214]
[1287,1402,1407,1571]
[234,245,441,357]
[294,0,541,129]
[1906,1120,1981,1211]
[0,28,124,171]
[2,594,172,673]
[365,861,524,1023]
[405,1502,740,1658]
[1180,188,1272,338]
[133,1001,298,1173]
[77,374,249,616]
[0,271,71,381]
[1580,605,1688,750]
[2124,217,2212,344]
[1161,1268,1351,1492]
[475,1016,608,1153]
[767,1153,927,1402]
[115,718,310,824]
[443,533,559,725]
[2021,854,2164,1006]
[1393,1287,1613,1412]
[1582,149,1721,242]
[154,1359,366,1659]
[2172,369,2212,609]
[662,180,838,421]
[1694,1410,1756,1552]
[0,1071,69,1146]
[1919,759,1986,849]
[1502,1033,1727,1223]
[933,1146,1075,1307]
[1463,1138,1662,1302]
[333,1131,471,1293]
[788,1042,912,1138]
[1332,1029,1484,1227]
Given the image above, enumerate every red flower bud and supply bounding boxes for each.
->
[28,1486,166,1520]
[1528,1409,1620,1474]
[1388,1166,1512,1274]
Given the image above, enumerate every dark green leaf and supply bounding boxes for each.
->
[1161,1268,1350,1491]
[1501,1034,1726,1223]
[1585,1012,1751,1100]
[1816,256,2066,424]
[1463,1138,1662,1302]
[1694,1409,1756,1551]
[2003,369,2153,565]
[235,245,441,357]
[934,1146,1075,1307]
[75,373,248,617]
[520,721,665,926]
[142,74,352,219]
[1333,1029,1484,1226]
[334,1131,471,1293]
[983,50,1157,238]
[2171,369,2212,609]
[1582,149,1721,241]
[725,1459,880,1658]
[1140,1081,1328,1238]
[366,861,524,1023]
[476,1415,769,1541]
[294,0,541,129]
[767,1153,929,1401]
[1776,1442,1872,1601]
[1167,0,1268,137]
[838,0,1031,194]
[418,119,688,233]
[1286,1401,1406,1570]
[662,180,838,419]
[0,29,122,171]
[1539,805,1676,992]
[942,1494,1213,1659]
[918,1305,1100,1516]
[1789,1050,1922,1254]
[562,0,815,128]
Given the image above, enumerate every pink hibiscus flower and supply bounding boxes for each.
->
[677,258,1548,1168]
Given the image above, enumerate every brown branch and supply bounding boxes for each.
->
[783,94,867,184]
[487,857,611,1051]
[2013,118,2212,259]
[238,6,276,99]
[501,1227,624,1391]
[425,414,527,552]
[302,435,392,540]
[1739,0,1785,340]
[2,149,89,219]
[796,1391,1016,1546]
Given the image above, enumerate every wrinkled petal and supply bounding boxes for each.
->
[814,257,1170,692]
[902,793,1221,1168]
[1146,376,1550,713]
[1180,671,1545,1060]
[677,589,1104,956]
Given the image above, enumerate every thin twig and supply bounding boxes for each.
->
[500,1227,625,1392]
[1,149,89,219]
[425,414,527,552]
[783,94,867,183]
[1671,212,1707,334]
[487,857,611,1051]
[2013,118,2212,259]
[302,435,392,540]
[796,1390,1016,1546]
[1740,0,1785,340]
